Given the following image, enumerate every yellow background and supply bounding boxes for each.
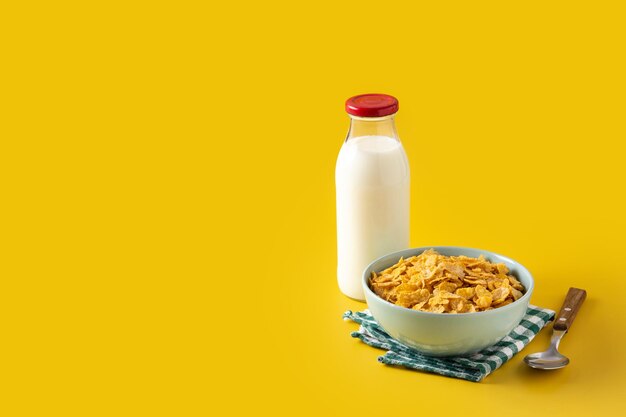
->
[1,1,625,415]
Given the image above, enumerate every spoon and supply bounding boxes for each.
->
[524,287,586,370]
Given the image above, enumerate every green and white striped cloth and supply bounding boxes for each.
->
[343,305,555,382]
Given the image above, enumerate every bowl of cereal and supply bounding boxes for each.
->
[362,247,534,356]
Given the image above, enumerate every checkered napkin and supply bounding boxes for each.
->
[343,305,555,382]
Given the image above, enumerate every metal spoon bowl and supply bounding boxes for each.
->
[523,329,569,370]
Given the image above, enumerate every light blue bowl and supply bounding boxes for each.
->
[362,246,534,357]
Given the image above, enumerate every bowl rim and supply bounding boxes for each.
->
[362,246,535,317]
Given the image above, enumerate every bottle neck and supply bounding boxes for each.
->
[345,114,399,142]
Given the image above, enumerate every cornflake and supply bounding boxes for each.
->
[369,249,526,313]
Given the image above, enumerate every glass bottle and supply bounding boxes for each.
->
[336,94,410,300]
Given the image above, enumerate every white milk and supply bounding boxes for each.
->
[335,135,410,300]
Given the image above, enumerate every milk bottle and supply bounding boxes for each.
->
[336,94,410,300]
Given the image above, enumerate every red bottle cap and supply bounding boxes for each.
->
[345,94,399,117]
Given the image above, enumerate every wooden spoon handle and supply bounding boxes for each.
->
[553,287,587,331]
